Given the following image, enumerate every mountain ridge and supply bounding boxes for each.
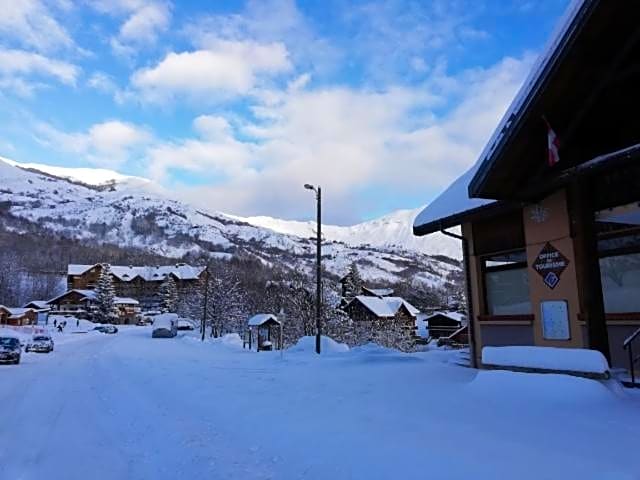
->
[0,157,460,287]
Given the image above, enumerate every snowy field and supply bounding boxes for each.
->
[1,327,639,480]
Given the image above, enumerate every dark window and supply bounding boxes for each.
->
[482,250,532,315]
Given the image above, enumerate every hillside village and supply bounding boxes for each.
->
[2,2,640,479]
[2,259,466,352]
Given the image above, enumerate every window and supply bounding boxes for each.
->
[483,250,532,315]
[597,224,640,313]
[600,253,640,313]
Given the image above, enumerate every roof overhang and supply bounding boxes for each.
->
[413,200,519,236]
[469,1,640,201]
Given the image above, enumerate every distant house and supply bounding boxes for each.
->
[66,263,205,310]
[23,301,51,325]
[362,287,394,297]
[424,311,466,339]
[47,289,141,324]
[0,306,37,326]
[344,295,419,327]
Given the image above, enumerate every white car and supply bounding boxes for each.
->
[26,335,54,353]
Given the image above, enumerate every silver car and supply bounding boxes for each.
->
[26,335,54,353]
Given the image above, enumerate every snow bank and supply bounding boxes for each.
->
[468,370,616,406]
[288,336,349,354]
[482,346,609,374]
[0,328,22,340]
[213,333,243,349]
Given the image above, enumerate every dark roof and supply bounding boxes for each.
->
[469,1,640,200]
[413,1,590,235]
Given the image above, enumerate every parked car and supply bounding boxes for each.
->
[0,336,22,364]
[177,319,195,331]
[26,335,54,353]
[152,313,178,338]
[93,325,118,334]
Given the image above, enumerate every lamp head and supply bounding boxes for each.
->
[304,184,315,191]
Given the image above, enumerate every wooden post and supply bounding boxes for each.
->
[569,180,611,361]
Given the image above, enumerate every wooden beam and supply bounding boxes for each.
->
[569,180,611,360]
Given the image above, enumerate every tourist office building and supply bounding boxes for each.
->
[414,1,640,371]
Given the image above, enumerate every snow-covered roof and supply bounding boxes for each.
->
[425,311,466,323]
[362,287,394,297]
[47,289,95,304]
[384,297,420,316]
[414,0,586,234]
[115,297,139,305]
[6,307,35,318]
[23,300,50,310]
[248,313,280,326]
[413,162,496,233]
[67,264,205,282]
[350,296,419,318]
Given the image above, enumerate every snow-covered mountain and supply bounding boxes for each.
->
[233,209,460,260]
[0,156,149,187]
[0,158,460,287]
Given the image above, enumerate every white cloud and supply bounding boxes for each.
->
[145,54,533,223]
[89,0,171,57]
[130,40,292,102]
[0,48,80,96]
[186,0,340,76]
[342,0,490,82]
[87,71,118,93]
[0,0,74,52]
[145,115,254,182]
[35,120,152,169]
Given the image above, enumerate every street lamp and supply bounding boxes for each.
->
[304,183,322,354]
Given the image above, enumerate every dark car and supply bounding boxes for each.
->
[26,335,54,353]
[0,336,22,364]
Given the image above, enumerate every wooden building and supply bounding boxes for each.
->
[425,311,465,339]
[23,301,51,325]
[47,289,141,324]
[67,263,205,311]
[413,1,640,377]
[343,296,418,326]
[0,306,37,326]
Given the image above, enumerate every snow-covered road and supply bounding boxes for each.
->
[1,328,639,480]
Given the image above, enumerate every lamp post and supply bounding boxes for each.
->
[304,183,322,354]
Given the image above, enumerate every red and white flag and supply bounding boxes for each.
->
[544,117,560,166]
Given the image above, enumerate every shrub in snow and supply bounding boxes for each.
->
[287,335,349,354]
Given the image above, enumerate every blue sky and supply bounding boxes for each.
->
[0,0,569,224]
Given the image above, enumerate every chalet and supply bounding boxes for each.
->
[67,263,205,310]
[23,301,51,325]
[424,311,466,339]
[413,2,640,381]
[344,295,419,327]
[47,289,141,324]
[0,306,37,326]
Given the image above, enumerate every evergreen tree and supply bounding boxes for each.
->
[94,263,118,324]
[160,275,178,313]
[342,262,363,301]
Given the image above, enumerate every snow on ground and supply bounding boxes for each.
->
[0,327,639,480]
[483,345,610,374]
